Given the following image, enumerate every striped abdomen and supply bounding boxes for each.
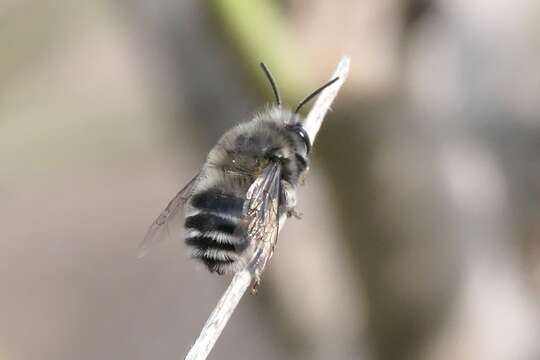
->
[184,189,250,274]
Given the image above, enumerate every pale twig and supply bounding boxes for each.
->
[185,55,350,360]
[303,56,350,144]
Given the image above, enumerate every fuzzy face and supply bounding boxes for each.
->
[207,107,309,187]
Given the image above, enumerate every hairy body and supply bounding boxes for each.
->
[141,63,338,280]
[184,108,309,274]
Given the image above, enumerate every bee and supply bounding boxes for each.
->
[140,63,338,285]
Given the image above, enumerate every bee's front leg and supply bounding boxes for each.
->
[281,180,302,219]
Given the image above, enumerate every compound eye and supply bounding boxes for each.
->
[289,125,311,155]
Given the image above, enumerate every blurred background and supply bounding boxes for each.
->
[2,1,540,359]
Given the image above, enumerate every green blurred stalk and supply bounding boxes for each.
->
[210,0,310,102]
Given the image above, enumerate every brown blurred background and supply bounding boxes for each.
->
[2,1,540,359]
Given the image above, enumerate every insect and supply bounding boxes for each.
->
[140,63,338,287]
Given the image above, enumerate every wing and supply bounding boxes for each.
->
[242,162,282,291]
[137,173,200,258]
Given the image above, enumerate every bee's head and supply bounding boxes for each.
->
[219,117,308,182]
[213,63,338,181]
[247,107,309,162]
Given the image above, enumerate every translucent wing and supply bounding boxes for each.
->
[138,173,200,258]
[242,162,282,291]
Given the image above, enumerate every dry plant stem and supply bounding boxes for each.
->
[303,56,350,144]
[185,55,350,360]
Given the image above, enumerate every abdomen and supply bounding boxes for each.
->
[184,188,250,274]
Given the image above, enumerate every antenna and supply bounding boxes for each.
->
[259,63,281,106]
[294,77,339,114]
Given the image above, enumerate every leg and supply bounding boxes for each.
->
[281,180,302,219]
